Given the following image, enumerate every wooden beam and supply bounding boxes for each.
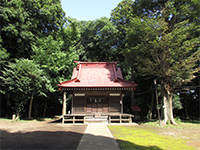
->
[62,92,66,115]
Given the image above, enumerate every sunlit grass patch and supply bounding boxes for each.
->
[108,126,195,150]
[143,120,200,129]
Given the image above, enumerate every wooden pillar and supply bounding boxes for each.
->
[71,94,73,114]
[131,90,134,106]
[62,92,66,115]
[121,94,124,114]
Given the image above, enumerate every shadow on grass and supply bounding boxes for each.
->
[116,139,162,150]
[135,119,159,125]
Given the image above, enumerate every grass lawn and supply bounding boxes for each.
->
[144,119,200,129]
[108,125,196,150]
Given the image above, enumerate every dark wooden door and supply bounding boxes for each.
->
[86,96,108,113]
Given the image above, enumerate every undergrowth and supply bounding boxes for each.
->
[143,118,200,129]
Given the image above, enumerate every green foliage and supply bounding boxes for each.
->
[172,94,182,110]
[174,117,181,124]
[111,0,200,123]
[0,50,9,65]
[112,0,200,82]
[31,35,78,89]
[0,0,65,58]
[77,17,119,61]
[110,0,134,49]
[124,16,200,84]
[0,48,9,95]
[61,17,83,51]
[0,58,52,114]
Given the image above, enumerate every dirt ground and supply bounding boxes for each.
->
[0,119,87,150]
[0,119,200,150]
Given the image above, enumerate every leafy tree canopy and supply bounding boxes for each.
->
[0,0,65,58]
[31,35,79,89]
[0,58,53,117]
[77,17,119,61]
[111,0,200,124]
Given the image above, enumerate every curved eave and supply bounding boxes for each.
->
[59,87,137,92]
[57,83,138,89]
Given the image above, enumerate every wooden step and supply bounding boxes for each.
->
[84,118,108,124]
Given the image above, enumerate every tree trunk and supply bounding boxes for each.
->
[43,99,48,118]
[28,94,34,119]
[161,82,177,125]
[168,94,177,125]
[6,99,12,117]
[184,98,189,119]
[148,90,154,120]
[33,97,39,118]
[16,112,19,120]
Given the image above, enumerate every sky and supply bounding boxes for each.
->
[61,0,122,21]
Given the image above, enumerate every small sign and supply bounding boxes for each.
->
[74,93,85,96]
[94,113,101,117]
[110,93,120,96]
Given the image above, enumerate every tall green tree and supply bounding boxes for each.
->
[112,0,200,125]
[0,0,65,58]
[0,48,9,96]
[110,0,140,82]
[31,35,79,89]
[61,17,83,53]
[0,0,71,118]
[126,17,199,124]
[110,0,134,54]
[0,58,53,119]
[77,17,119,61]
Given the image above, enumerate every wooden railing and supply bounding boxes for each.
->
[61,113,134,124]
[62,114,85,124]
[108,114,134,124]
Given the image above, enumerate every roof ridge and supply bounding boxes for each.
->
[74,61,120,64]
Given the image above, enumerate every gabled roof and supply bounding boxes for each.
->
[57,61,137,90]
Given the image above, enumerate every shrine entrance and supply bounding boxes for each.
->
[86,96,108,114]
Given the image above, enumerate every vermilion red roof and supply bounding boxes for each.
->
[57,61,137,89]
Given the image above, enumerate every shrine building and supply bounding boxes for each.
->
[57,61,137,124]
